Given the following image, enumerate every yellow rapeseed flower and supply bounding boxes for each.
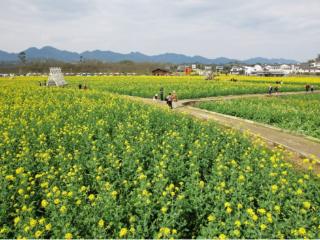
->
[65,232,73,239]
[258,208,266,215]
[296,189,303,195]
[98,219,104,228]
[111,191,118,199]
[34,230,42,238]
[160,227,171,236]
[41,199,48,208]
[303,201,311,209]
[226,207,232,214]
[252,214,258,221]
[260,224,267,231]
[234,220,241,227]
[218,233,226,240]
[29,218,37,228]
[274,205,281,212]
[119,228,128,238]
[39,218,46,225]
[45,223,52,231]
[271,185,278,192]
[238,175,245,182]
[161,207,168,214]
[60,206,67,214]
[16,167,24,174]
[88,194,95,201]
[5,175,15,181]
[207,214,216,222]
[298,227,306,236]
[14,216,21,225]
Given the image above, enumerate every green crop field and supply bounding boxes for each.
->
[196,94,320,139]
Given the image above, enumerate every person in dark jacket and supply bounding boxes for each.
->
[160,87,164,101]
[165,93,173,109]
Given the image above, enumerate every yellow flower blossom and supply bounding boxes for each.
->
[303,201,311,209]
[34,230,42,238]
[88,194,95,201]
[60,206,67,214]
[45,223,52,231]
[14,217,21,225]
[260,224,267,231]
[41,199,49,208]
[16,167,24,174]
[98,219,104,228]
[208,214,216,222]
[119,228,128,238]
[298,227,306,236]
[161,207,168,214]
[29,218,37,228]
[218,233,227,240]
[65,232,73,239]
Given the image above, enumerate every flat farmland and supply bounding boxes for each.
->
[0,78,319,239]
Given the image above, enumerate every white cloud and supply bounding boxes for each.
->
[0,0,319,60]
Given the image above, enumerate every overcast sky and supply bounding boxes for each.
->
[0,0,319,61]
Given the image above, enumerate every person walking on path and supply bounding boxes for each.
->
[153,94,159,101]
[274,85,279,95]
[166,93,173,109]
[172,90,178,108]
[160,87,164,101]
[268,85,273,95]
[305,84,310,93]
[311,85,314,93]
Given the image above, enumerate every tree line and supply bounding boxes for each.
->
[0,59,173,75]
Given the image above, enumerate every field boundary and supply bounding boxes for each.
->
[177,90,320,107]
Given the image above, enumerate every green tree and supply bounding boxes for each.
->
[18,51,27,64]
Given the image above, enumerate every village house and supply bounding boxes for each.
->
[152,68,171,76]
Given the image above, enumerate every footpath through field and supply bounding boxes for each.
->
[130,91,320,173]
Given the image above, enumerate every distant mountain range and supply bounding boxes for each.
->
[0,46,299,65]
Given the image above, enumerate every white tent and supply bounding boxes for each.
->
[47,67,67,86]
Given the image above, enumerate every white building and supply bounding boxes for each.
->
[230,66,243,75]
[311,62,320,68]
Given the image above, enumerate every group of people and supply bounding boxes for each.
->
[78,83,88,90]
[305,84,315,93]
[153,87,178,109]
[268,85,280,95]
[268,83,316,96]
[39,81,47,86]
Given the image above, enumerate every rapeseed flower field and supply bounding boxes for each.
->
[4,75,307,99]
[0,78,319,238]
